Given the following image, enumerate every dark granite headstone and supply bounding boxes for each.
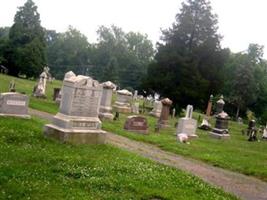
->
[124,115,148,134]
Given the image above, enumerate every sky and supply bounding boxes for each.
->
[0,0,267,57]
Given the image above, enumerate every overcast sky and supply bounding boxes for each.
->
[0,0,267,57]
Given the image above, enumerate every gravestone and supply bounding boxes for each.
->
[0,92,30,118]
[113,89,132,113]
[176,105,197,138]
[159,98,172,128]
[99,81,116,120]
[53,88,61,101]
[133,90,138,100]
[262,125,267,140]
[33,68,48,98]
[149,100,162,118]
[205,94,213,116]
[210,94,230,139]
[132,102,139,114]
[44,71,106,144]
[172,108,176,118]
[9,80,16,92]
[124,115,148,134]
[216,95,225,114]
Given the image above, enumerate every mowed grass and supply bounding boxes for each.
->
[0,73,60,114]
[0,117,237,200]
[102,113,267,182]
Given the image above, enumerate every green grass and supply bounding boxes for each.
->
[102,112,267,182]
[0,74,61,114]
[0,117,237,200]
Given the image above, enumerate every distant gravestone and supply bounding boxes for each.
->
[9,80,16,92]
[176,105,197,138]
[262,125,267,140]
[99,81,116,120]
[44,71,106,144]
[209,111,230,139]
[132,102,139,114]
[113,89,132,113]
[205,94,213,116]
[33,68,48,98]
[53,88,61,101]
[149,100,162,118]
[0,92,30,118]
[124,115,148,134]
[159,98,172,128]
[133,90,138,100]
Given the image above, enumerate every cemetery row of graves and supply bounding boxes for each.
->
[0,69,267,198]
[0,71,241,199]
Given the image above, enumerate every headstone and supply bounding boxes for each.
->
[113,89,132,113]
[0,92,30,118]
[99,81,116,120]
[53,88,61,101]
[247,120,257,141]
[158,98,172,128]
[9,80,16,92]
[198,118,212,130]
[44,71,106,144]
[176,105,198,138]
[33,68,48,98]
[133,90,138,100]
[205,94,213,116]
[124,115,148,134]
[149,100,162,118]
[210,94,230,139]
[132,102,139,114]
[237,117,243,124]
[216,95,225,114]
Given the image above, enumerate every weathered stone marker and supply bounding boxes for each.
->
[210,96,230,139]
[0,92,30,118]
[44,71,106,144]
[113,89,132,113]
[159,98,172,128]
[176,105,197,138]
[124,115,148,134]
[99,81,115,120]
[149,100,162,118]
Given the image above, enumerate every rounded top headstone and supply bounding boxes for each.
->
[117,89,133,96]
[217,95,225,105]
[102,81,116,89]
[161,98,173,106]
[64,71,76,80]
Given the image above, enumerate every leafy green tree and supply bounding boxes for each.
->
[8,0,46,77]
[0,27,10,64]
[46,26,91,79]
[91,25,154,88]
[143,0,228,109]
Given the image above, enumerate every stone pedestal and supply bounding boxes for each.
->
[159,98,172,128]
[209,111,230,139]
[99,81,115,120]
[0,92,30,118]
[124,115,148,134]
[113,89,132,113]
[150,101,162,118]
[44,71,106,144]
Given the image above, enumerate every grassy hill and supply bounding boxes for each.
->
[0,117,237,200]
[0,73,61,114]
[1,73,267,183]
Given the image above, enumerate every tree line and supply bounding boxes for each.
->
[1,0,267,122]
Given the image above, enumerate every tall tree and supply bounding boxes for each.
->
[144,0,228,110]
[91,25,154,89]
[8,0,46,77]
[46,26,91,79]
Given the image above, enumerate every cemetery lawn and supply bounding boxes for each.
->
[0,74,60,114]
[102,113,267,182]
[0,117,237,200]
